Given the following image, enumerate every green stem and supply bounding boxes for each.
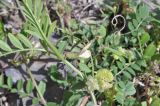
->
[0,48,46,58]
[115,62,135,77]
[91,56,95,77]
[121,17,147,36]
[26,66,47,106]
[56,11,65,29]
[89,91,97,106]
[23,1,83,78]
[138,35,143,56]
[64,60,83,78]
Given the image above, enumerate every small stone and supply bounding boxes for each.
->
[1,96,6,101]
[5,102,8,106]
[4,68,23,83]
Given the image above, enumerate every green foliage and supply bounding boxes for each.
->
[8,33,24,49]
[26,79,33,94]
[79,63,92,74]
[38,81,46,96]
[115,81,136,105]
[140,32,150,45]
[7,76,13,89]
[0,40,12,52]
[144,43,157,60]
[0,0,159,106]
[17,79,23,90]
[151,97,160,106]
[49,65,68,86]
[65,94,82,106]
[0,21,4,40]
[0,33,45,58]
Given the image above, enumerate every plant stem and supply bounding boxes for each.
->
[91,56,95,77]
[26,66,47,106]
[23,2,83,78]
[0,48,46,58]
[115,62,135,77]
[45,38,84,78]
[15,0,26,21]
[64,60,83,78]
[89,91,97,106]
[121,17,147,36]
[138,35,143,56]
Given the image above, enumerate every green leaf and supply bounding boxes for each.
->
[118,81,125,88]
[17,79,23,90]
[58,41,68,53]
[23,10,35,24]
[18,34,32,48]
[125,82,136,95]
[131,64,141,71]
[49,65,68,86]
[0,21,4,40]
[41,15,49,36]
[144,43,156,60]
[137,60,147,67]
[66,94,82,106]
[47,102,59,106]
[151,97,160,106]
[38,81,46,96]
[126,67,136,76]
[0,40,12,52]
[140,32,150,45]
[136,12,141,23]
[2,85,9,89]
[128,22,135,30]
[8,33,23,49]
[117,81,136,96]
[79,63,92,73]
[26,79,33,94]
[34,0,43,18]
[0,74,4,87]
[26,0,33,10]
[115,92,125,104]
[116,61,124,70]
[140,5,149,19]
[7,76,13,89]
[47,21,57,37]
[32,98,39,105]
[124,97,136,106]
[11,88,17,93]
[98,25,106,37]
[19,92,28,98]
[25,30,42,39]
[123,71,132,79]
[141,101,147,106]
[132,19,138,27]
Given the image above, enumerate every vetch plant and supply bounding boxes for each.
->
[0,0,159,106]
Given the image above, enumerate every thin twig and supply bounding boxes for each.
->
[115,62,135,77]
[26,66,47,106]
